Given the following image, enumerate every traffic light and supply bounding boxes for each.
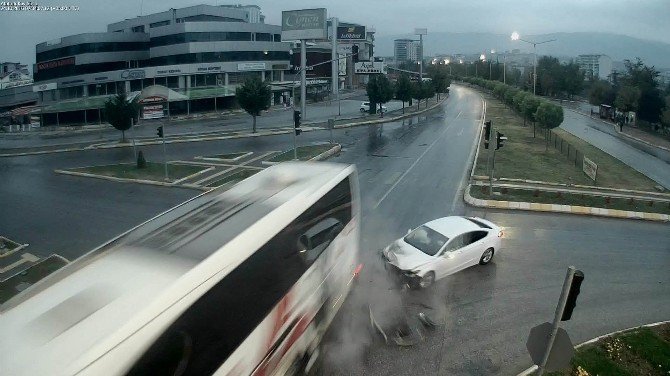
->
[561,270,584,321]
[484,120,491,149]
[495,131,507,150]
[352,45,359,63]
[293,110,302,136]
[157,126,164,138]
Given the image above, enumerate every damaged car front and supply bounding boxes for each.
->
[381,239,436,289]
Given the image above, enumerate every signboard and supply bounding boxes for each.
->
[142,104,164,119]
[1,79,33,89]
[355,61,387,74]
[281,8,327,41]
[337,45,353,55]
[338,55,347,76]
[121,69,146,80]
[337,26,366,41]
[37,57,75,71]
[32,82,57,92]
[583,156,597,181]
[414,28,428,35]
[526,322,575,372]
[237,62,267,71]
[139,95,167,104]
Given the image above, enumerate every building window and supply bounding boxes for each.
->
[256,33,272,42]
[273,34,281,42]
[130,79,142,92]
[167,76,179,89]
[105,82,117,95]
[155,76,168,87]
[132,25,145,33]
[149,20,170,28]
[143,78,154,88]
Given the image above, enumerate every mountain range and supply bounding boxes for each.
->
[374,32,670,69]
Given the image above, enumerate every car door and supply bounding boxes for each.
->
[434,234,470,277]
[460,230,490,266]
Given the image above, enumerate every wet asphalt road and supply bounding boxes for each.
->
[0,85,668,375]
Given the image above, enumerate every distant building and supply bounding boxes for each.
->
[394,39,419,63]
[576,54,612,80]
[0,62,33,90]
[0,62,37,119]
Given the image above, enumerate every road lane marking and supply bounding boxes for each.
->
[456,110,463,119]
[373,123,453,209]
[457,128,464,136]
[0,253,39,274]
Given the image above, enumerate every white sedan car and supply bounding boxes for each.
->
[360,102,387,113]
[381,216,503,288]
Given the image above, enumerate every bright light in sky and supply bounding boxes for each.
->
[511,31,520,40]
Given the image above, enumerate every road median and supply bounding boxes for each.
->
[462,83,667,220]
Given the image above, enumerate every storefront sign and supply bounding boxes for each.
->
[156,69,182,75]
[197,66,222,72]
[139,95,166,104]
[354,61,387,74]
[37,57,75,71]
[237,62,267,71]
[142,104,164,119]
[337,26,366,41]
[281,8,327,40]
[121,70,146,79]
[32,82,57,92]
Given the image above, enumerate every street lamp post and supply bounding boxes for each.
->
[511,32,556,95]
[415,28,428,80]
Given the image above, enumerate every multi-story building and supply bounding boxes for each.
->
[394,39,419,63]
[32,4,292,125]
[576,54,612,80]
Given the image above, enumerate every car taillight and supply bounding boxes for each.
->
[354,264,363,276]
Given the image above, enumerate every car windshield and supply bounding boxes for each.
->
[403,225,449,256]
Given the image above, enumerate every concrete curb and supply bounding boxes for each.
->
[334,97,447,130]
[517,320,670,376]
[194,151,253,163]
[464,185,669,222]
[261,143,341,166]
[54,168,205,190]
[473,176,670,197]
[0,236,28,259]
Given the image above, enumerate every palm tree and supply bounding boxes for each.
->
[104,92,139,142]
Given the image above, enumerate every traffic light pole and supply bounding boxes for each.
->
[537,266,576,376]
[300,39,307,122]
[293,122,298,161]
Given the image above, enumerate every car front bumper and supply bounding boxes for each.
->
[380,252,423,288]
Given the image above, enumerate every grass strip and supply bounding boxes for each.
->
[73,162,206,182]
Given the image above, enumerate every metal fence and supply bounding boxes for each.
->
[542,128,585,170]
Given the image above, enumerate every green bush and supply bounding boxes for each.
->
[137,150,147,169]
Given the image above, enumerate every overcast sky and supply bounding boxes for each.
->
[1,0,669,68]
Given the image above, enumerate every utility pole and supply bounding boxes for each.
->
[331,17,339,115]
[300,39,307,121]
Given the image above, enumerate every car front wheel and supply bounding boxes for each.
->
[479,248,494,265]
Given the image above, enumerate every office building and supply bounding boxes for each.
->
[576,54,612,80]
[394,39,419,63]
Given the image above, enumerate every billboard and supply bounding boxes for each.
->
[37,57,75,71]
[354,61,387,74]
[281,8,327,40]
[338,55,347,76]
[238,62,266,71]
[142,104,164,119]
[337,26,366,41]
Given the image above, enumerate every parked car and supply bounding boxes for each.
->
[360,102,387,113]
[381,216,503,288]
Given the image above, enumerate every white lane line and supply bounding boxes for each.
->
[457,128,464,136]
[456,110,463,119]
[373,123,453,209]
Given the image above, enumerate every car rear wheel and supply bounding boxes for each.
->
[360,108,366,113]
[419,272,435,288]
[479,248,494,265]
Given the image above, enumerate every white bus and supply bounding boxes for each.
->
[0,162,361,376]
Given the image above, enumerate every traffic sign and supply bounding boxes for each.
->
[526,322,575,372]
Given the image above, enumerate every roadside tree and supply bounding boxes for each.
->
[395,74,413,114]
[235,76,271,133]
[104,92,139,143]
[366,74,394,114]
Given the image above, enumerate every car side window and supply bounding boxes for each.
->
[444,235,464,253]
[463,231,488,246]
